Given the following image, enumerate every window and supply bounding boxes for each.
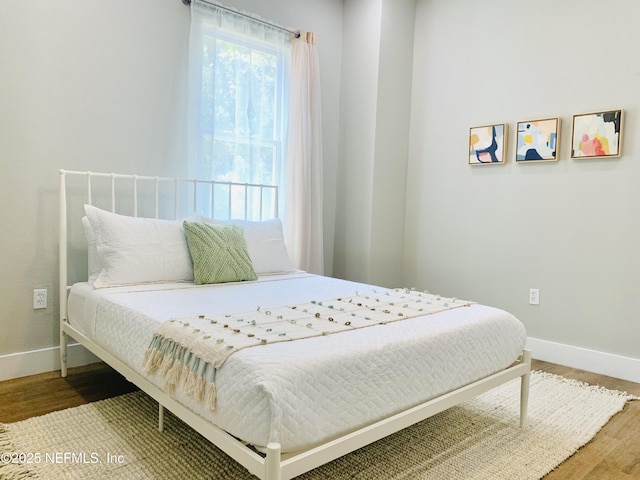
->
[190,8,290,220]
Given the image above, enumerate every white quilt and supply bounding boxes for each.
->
[67,273,527,453]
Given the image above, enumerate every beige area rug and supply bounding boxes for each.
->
[0,371,635,480]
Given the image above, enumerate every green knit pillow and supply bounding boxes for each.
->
[183,221,258,285]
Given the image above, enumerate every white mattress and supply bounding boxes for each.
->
[67,273,527,452]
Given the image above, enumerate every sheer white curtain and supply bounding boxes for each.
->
[188,2,324,273]
[187,0,289,220]
[285,31,324,274]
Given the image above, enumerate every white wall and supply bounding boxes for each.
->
[0,0,343,377]
[333,0,381,283]
[0,0,190,365]
[405,0,640,371]
[333,0,415,287]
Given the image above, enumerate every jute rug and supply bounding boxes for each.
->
[0,371,635,480]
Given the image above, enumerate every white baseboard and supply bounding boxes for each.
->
[527,337,640,384]
[0,343,100,382]
[2,338,638,385]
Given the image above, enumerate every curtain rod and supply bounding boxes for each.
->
[182,0,300,38]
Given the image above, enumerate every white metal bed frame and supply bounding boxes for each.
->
[59,169,531,480]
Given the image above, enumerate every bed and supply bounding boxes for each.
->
[59,169,531,480]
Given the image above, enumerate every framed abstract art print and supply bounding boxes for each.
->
[469,123,507,165]
[516,117,560,162]
[571,109,623,159]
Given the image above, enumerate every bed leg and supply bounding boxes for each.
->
[519,350,532,428]
[158,404,165,433]
[265,442,282,480]
[60,330,68,378]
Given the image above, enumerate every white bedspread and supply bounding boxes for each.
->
[67,273,527,453]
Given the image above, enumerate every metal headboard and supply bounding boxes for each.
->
[58,169,279,337]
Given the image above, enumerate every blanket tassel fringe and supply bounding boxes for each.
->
[144,349,217,411]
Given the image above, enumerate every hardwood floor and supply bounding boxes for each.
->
[0,360,637,479]
[0,363,137,423]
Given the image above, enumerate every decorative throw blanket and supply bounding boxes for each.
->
[143,288,473,410]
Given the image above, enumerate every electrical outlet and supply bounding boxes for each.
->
[529,288,540,305]
[33,288,47,309]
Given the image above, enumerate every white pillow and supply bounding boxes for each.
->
[187,215,295,274]
[84,205,194,288]
[81,216,101,286]
[230,218,296,274]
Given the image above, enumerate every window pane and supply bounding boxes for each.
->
[196,29,286,219]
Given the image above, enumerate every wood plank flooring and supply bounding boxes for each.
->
[0,363,137,423]
[0,360,637,479]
